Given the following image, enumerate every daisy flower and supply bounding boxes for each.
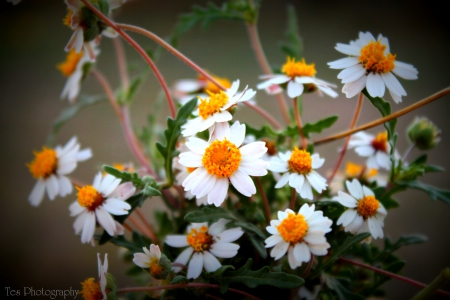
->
[79,253,108,300]
[179,121,269,207]
[58,41,100,102]
[27,136,92,207]
[166,219,243,279]
[328,31,418,103]
[133,244,167,278]
[180,80,256,137]
[268,147,327,200]
[257,57,338,99]
[333,179,387,243]
[348,131,398,170]
[69,172,136,244]
[265,204,332,269]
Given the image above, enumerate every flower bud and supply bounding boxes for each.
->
[407,117,441,150]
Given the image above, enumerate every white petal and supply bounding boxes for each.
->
[230,170,255,197]
[191,173,216,198]
[215,228,244,243]
[185,137,209,154]
[389,89,403,104]
[304,230,327,244]
[311,154,325,169]
[381,72,406,96]
[335,43,361,56]
[366,72,385,98]
[178,151,203,168]
[213,110,232,123]
[299,180,313,200]
[208,218,229,236]
[392,61,418,80]
[96,206,116,236]
[99,175,121,197]
[69,201,84,216]
[45,175,59,200]
[92,172,102,190]
[355,145,376,157]
[270,241,289,260]
[342,75,367,98]
[187,252,203,279]
[265,234,283,248]
[293,242,311,263]
[183,168,208,191]
[278,210,288,221]
[337,209,357,226]
[203,251,221,272]
[257,75,290,89]
[328,57,360,69]
[211,122,230,141]
[166,235,189,248]
[275,172,290,188]
[209,242,239,258]
[173,247,194,273]
[226,80,240,97]
[362,185,375,197]
[207,177,229,207]
[229,121,246,147]
[345,215,364,233]
[73,211,88,234]
[376,151,391,170]
[103,199,131,215]
[181,117,204,137]
[306,171,327,193]
[108,182,136,201]
[268,157,289,172]
[318,85,339,98]
[266,226,278,235]
[289,173,305,192]
[287,80,304,98]
[299,203,315,220]
[133,253,150,268]
[338,64,366,84]
[288,246,301,269]
[239,159,269,176]
[57,176,73,197]
[346,179,363,200]
[81,212,96,244]
[308,243,330,256]
[333,191,358,208]
[28,180,46,207]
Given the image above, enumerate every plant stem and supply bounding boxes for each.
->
[134,207,159,244]
[127,215,153,239]
[80,0,176,118]
[123,221,133,233]
[115,23,282,129]
[290,188,297,210]
[339,257,450,297]
[112,37,129,90]
[314,87,450,146]
[255,177,271,225]
[91,69,123,121]
[245,22,290,124]
[327,92,364,183]
[116,283,261,300]
[293,97,307,149]
[412,268,450,300]
[301,254,314,278]
[402,143,415,162]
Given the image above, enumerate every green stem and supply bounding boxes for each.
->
[412,268,450,300]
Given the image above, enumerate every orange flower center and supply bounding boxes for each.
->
[357,195,380,219]
[288,147,312,174]
[198,90,229,119]
[202,139,241,177]
[186,225,213,252]
[186,167,197,173]
[263,139,277,156]
[28,147,58,179]
[63,8,73,28]
[146,257,163,277]
[371,132,388,152]
[282,57,316,78]
[80,278,102,300]
[57,49,84,77]
[358,41,396,74]
[277,213,309,244]
[77,185,105,211]
[202,75,232,94]
[345,161,378,179]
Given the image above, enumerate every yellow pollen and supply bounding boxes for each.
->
[27,147,58,179]
[57,49,84,77]
[277,213,309,244]
[63,8,73,28]
[357,195,380,219]
[345,161,363,177]
[204,76,231,94]
[186,167,197,173]
[282,57,316,78]
[147,257,163,276]
[80,278,102,300]
[367,168,378,178]
[371,132,388,152]
[359,41,396,73]
[288,147,312,174]
[77,185,105,211]
[186,225,213,252]
[202,139,242,177]
[198,90,229,120]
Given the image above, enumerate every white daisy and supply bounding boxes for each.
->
[133,244,165,277]
[265,204,332,269]
[257,57,338,99]
[174,153,208,206]
[69,172,136,244]
[27,136,92,207]
[165,219,243,279]
[348,131,396,170]
[173,74,232,105]
[328,31,418,103]
[79,253,108,300]
[179,121,269,207]
[98,253,108,300]
[58,41,100,102]
[333,179,387,243]
[268,147,327,200]
[180,80,256,137]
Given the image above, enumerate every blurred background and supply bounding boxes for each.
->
[1,0,449,298]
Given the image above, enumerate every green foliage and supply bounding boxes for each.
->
[284,116,338,138]
[395,154,445,182]
[184,206,233,223]
[156,98,197,187]
[279,4,303,59]
[324,275,365,300]
[117,75,145,105]
[216,259,304,293]
[396,180,450,205]
[363,90,396,139]
[374,235,427,263]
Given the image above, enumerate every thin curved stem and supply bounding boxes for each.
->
[80,0,176,118]
[116,283,261,300]
[127,215,153,239]
[314,87,450,146]
[290,188,297,210]
[115,23,282,129]
[293,97,307,149]
[339,257,450,298]
[327,92,364,183]
[91,69,123,121]
[255,177,271,225]
[113,37,129,90]
[135,207,159,244]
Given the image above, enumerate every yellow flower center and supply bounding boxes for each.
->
[357,195,380,219]
[359,41,396,74]
[345,161,378,179]
[367,168,378,178]
[262,139,277,156]
[282,57,316,78]
[371,132,388,153]
[147,257,163,277]
[202,139,242,177]
[277,213,309,244]
[288,147,312,174]
[63,8,73,28]
[80,278,102,300]
[186,225,213,252]
[27,147,58,179]
[198,90,229,120]
[203,76,231,94]
[77,185,105,211]
[57,49,84,77]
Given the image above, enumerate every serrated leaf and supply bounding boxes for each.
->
[396,180,450,204]
[143,185,162,197]
[303,116,339,138]
[156,98,197,187]
[279,4,303,59]
[324,275,365,300]
[184,206,233,223]
[218,258,304,293]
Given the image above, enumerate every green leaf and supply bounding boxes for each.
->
[218,258,304,293]
[363,90,396,139]
[118,75,145,105]
[396,180,450,205]
[171,275,187,284]
[208,265,235,279]
[99,235,141,252]
[143,185,162,197]
[303,116,339,138]
[247,233,267,259]
[279,4,303,59]
[184,206,233,223]
[324,275,365,300]
[156,98,197,187]
[229,221,266,239]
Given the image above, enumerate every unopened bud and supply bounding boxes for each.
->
[407,117,441,150]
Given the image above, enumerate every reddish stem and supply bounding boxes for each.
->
[290,188,297,210]
[293,97,307,149]
[112,37,129,90]
[134,207,159,244]
[255,177,271,225]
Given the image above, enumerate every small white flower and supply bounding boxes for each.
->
[98,253,108,300]
[328,31,418,103]
[181,80,256,137]
[265,204,332,269]
[133,244,162,272]
[69,172,136,244]
[173,74,232,105]
[179,121,269,207]
[166,219,243,279]
[268,147,327,200]
[257,57,338,99]
[333,179,387,243]
[27,136,92,207]
[348,131,397,170]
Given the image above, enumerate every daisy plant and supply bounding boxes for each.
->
[19,1,450,300]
